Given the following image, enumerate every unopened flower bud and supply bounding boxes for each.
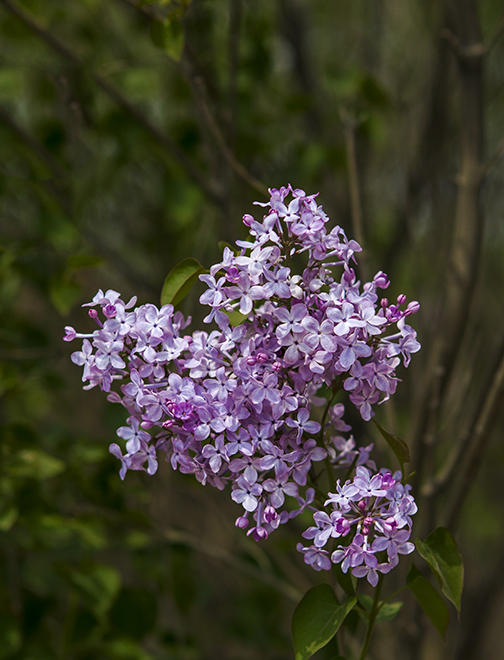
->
[264,505,278,523]
[406,300,420,315]
[397,294,406,305]
[235,515,249,529]
[343,267,355,283]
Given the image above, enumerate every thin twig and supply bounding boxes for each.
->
[0,0,223,207]
[116,0,268,199]
[180,57,268,198]
[412,0,485,498]
[341,108,368,282]
[422,336,504,499]
[163,527,302,602]
[442,345,504,529]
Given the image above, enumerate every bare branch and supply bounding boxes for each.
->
[0,0,224,207]
[162,527,302,602]
[423,336,504,499]
[412,0,485,487]
[180,56,268,199]
[116,0,267,198]
[442,346,504,529]
[340,108,368,283]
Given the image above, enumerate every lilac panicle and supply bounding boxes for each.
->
[65,184,420,585]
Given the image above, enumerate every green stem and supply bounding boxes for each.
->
[359,574,384,660]
[317,383,342,491]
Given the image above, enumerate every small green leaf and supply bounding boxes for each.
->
[226,309,249,326]
[160,257,204,308]
[150,16,184,61]
[376,601,403,623]
[357,595,403,623]
[407,565,450,639]
[415,527,464,614]
[218,241,239,255]
[69,565,121,617]
[292,585,356,660]
[7,448,66,480]
[0,505,18,532]
[0,614,21,658]
[372,419,410,473]
[49,278,81,315]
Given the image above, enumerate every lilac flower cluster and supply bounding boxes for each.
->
[297,467,417,585]
[65,185,420,582]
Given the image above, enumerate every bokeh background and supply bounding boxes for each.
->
[1,1,504,659]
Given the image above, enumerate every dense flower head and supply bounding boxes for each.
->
[66,185,420,584]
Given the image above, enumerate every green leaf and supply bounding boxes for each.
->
[356,595,403,623]
[150,16,184,61]
[7,448,66,480]
[333,562,356,596]
[69,565,121,617]
[160,257,204,308]
[372,419,410,473]
[0,505,18,532]
[0,614,21,659]
[407,565,450,639]
[218,241,239,255]
[415,527,464,614]
[49,278,81,315]
[226,309,249,327]
[376,601,403,623]
[292,585,356,660]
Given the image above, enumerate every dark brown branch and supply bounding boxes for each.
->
[226,0,241,147]
[423,336,504,499]
[412,0,485,486]
[180,56,268,199]
[0,0,223,207]
[442,344,504,529]
[340,109,368,283]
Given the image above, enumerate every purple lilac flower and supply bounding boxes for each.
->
[66,185,420,587]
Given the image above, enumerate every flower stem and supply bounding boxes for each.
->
[359,574,384,660]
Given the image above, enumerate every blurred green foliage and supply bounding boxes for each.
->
[1,1,504,659]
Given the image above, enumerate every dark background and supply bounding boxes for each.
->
[1,1,503,658]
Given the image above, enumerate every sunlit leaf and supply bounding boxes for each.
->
[150,16,184,61]
[7,448,66,480]
[416,527,464,614]
[0,505,18,532]
[69,565,121,617]
[292,585,356,660]
[226,309,249,326]
[160,257,204,308]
